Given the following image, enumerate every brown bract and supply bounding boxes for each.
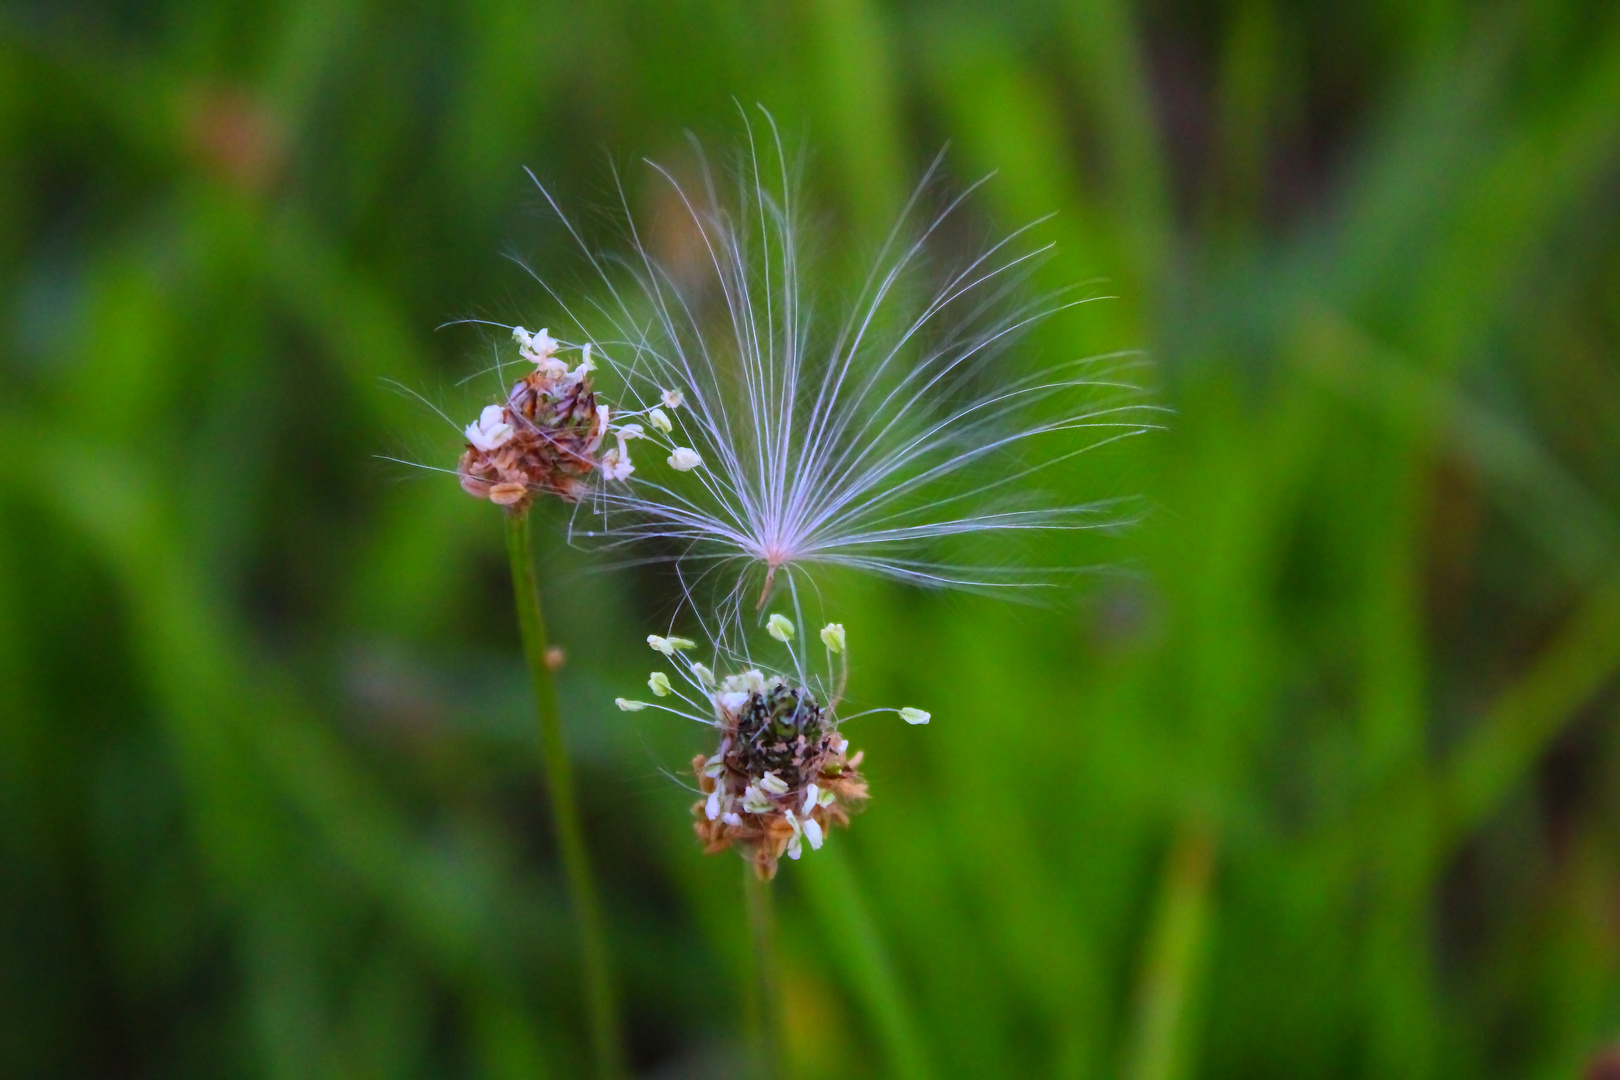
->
[458,365,605,512]
[691,741,868,881]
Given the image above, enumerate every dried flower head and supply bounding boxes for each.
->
[457,327,611,511]
[618,616,925,880]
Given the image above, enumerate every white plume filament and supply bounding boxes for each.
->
[524,112,1161,607]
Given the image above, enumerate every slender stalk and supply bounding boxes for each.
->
[505,510,624,1079]
[744,868,785,1080]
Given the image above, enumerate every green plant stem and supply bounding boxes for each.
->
[744,868,785,1080]
[505,510,624,1080]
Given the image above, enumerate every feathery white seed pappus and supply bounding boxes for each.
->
[514,114,1160,607]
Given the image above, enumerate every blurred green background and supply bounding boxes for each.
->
[6,1,1620,1077]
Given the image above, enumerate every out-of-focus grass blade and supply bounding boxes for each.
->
[803,0,907,241]
[1441,563,1620,840]
[1119,819,1216,1080]
[801,842,933,1080]
[1062,0,1171,292]
[0,421,565,1068]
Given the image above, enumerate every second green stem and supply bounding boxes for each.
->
[506,510,624,1079]
[744,868,785,1079]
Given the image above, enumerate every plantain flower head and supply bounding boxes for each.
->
[616,615,927,880]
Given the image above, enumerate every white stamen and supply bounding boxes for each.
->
[767,614,795,642]
[802,816,823,850]
[647,407,672,434]
[464,405,514,451]
[690,662,715,686]
[900,707,931,725]
[661,389,684,409]
[599,445,634,481]
[615,698,647,711]
[513,326,560,364]
[819,623,846,653]
[667,446,702,471]
[648,672,672,697]
[759,771,789,796]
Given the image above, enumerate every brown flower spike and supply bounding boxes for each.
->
[617,619,929,880]
[457,328,609,511]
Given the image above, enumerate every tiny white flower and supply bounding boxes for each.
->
[705,789,721,820]
[802,815,823,851]
[661,388,684,409]
[667,446,702,471]
[785,814,803,861]
[742,785,773,814]
[615,698,647,711]
[900,707,931,725]
[720,669,765,694]
[599,445,634,481]
[759,771,789,796]
[465,405,514,451]
[513,326,562,365]
[801,784,819,813]
[647,407,672,434]
[584,403,612,454]
[819,623,846,653]
[648,672,673,697]
[690,661,715,687]
[717,690,751,712]
[767,614,795,642]
[616,423,645,440]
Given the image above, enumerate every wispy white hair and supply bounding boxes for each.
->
[523,114,1159,612]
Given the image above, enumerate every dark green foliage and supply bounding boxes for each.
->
[3,1,1620,1077]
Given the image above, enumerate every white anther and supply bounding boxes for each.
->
[464,405,514,451]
